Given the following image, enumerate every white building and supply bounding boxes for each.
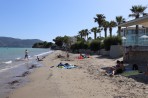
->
[119,15,148,63]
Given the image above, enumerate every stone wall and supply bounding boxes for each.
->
[123,51,148,72]
[127,51,148,63]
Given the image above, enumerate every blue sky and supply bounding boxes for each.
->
[0,0,148,42]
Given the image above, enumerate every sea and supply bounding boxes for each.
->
[0,47,53,98]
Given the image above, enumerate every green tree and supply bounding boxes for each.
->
[46,42,53,48]
[94,14,106,28]
[129,5,147,19]
[32,41,53,48]
[78,30,83,39]
[78,30,87,40]
[84,29,90,41]
[103,36,122,51]
[90,40,101,51]
[53,36,63,47]
[70,41,88,51]
[88,37,92,41]
[94,14,106,38]
[109,21,117,37]
[116,16,125,36]
[102,20,109,38]
[91,27,101,39]
[63,36,74,49]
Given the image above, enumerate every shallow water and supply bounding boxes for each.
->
[0,48,53,98]
[0,48,51,70]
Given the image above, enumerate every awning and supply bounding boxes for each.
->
[119,16,148,27]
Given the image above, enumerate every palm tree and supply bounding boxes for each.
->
[109,21,117,37]
[116,16,125,36]
[78,30,85,39]
[91,27,101,39]
[84,29,90,41]
[129,5,147,19]
[129,5,147,45]
[94,14,106,38]
[102,20,109,38]
[94,14,106,28]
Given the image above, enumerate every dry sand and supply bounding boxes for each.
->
[9,50,148,98]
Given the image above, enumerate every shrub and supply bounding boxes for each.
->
[100,42,104,49]
[89,40,101,51]
[103,36,121,51]
[70,41,89,51]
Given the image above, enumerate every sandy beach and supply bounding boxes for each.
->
[8,50,148,98]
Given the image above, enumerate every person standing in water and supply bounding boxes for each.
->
[24,49,29,60]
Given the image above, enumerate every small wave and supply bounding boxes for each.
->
[3,61,12,64]
[0,62,28,73]
[15,57,21,60]
[35,51,52,57]
[15,57,22,61]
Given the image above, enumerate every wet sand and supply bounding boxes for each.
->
[0,60,42,98]
[8,50,148,98]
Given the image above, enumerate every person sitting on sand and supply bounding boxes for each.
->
[108,60,123,75]
[78,53,83,59]
[36,56,43,61]
[112,60,121,75]
[120,61,125,71]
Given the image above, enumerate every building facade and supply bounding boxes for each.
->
[119,16,148,63]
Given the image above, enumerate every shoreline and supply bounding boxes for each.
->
[7,50,148,98]
[0,60,44,98]
[0,50,53,98]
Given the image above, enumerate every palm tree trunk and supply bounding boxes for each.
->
[109,28,112,37]
[104,28,107,38]
[118,26,121,36]
[135,25,139,45]
[94,33,96,40]
[80,35,82,39]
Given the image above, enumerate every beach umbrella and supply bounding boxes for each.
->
[139,35,148,39]
[122,36,126,40]
[139,35,148,45]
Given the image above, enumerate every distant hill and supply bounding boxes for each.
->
[0,37,43,47]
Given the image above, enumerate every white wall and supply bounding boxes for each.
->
[110,45,123,58]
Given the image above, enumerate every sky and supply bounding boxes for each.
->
[0,0,148,42]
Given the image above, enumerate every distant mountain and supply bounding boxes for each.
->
[0,37,43,47]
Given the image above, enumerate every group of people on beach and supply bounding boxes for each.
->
[24,49,45,61]
[107,60,125,76]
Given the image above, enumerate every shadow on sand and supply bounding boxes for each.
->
[124,63,148,84]
[95,55,122,60]
[101,64,148,84]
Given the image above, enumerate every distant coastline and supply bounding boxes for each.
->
[0,37,42,48]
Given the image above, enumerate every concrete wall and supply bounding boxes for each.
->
[100,49,109,56]
[110,45,123,58]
